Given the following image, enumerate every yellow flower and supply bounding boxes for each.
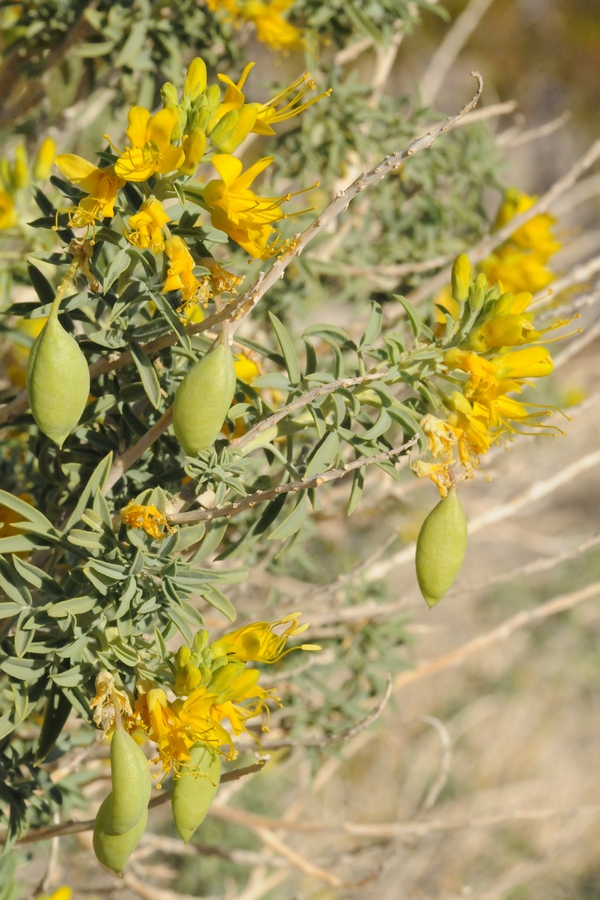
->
[210,612,320,664]
[0,190,17,229]
[164,236,210,306]
[234,352,260,384]
[130,675,274,775]
[479,248,556,296]
[494,188,561,259]
[37,888,73,900]
[244,0,304,51]
[207,0,305,51]
[127,197,171,254]
[120,502,175,539]
[203,154,307,259]
[34,137,56,181]
[111,106,185,182]
[55,154,125,227]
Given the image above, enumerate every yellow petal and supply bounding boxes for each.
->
[126,106,152,148]
[235,156,274,191]
[55,153,98,185]
[114,148,156,182]
[211,153,244,187]
[147,108,178,149]
[156,143,185,176]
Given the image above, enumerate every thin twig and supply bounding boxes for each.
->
[263,674,392,750]
[396,138,600,312]
[419,716,453,811]
[420,0,496,105]
[208,798,600,837]
[253,827,342,888]
[532,257,600,307]
[393,580,600,693]
[369,31,404,107]
[459,531,600,596]
[231,371,387,451]
[497,111,571,148]
[168,437,418,526]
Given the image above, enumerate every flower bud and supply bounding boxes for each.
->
[451,253,471,304]
[468,272,487,314]
[161,82,179,107]
[184,57,207,101]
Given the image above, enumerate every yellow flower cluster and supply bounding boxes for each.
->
[436,188,562,324]
[121,618,319,776]
[53,56,328,285]
[415,254,570,496]
[480,188,562,295]
[0,137,55,229]
[206,0,305,52]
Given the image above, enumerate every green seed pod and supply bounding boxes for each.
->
[172,743,221,843]
[173,341,236,456]
[108,728,152,835]
[26,297,90,447]
[415,488,468,608]
[93,794,148,875]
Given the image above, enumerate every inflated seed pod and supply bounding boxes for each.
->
[172,743,221,843]
[172,341,236,456]
[415,488,468,608]
[93,794,148,875]
[108,727,152,835]
[26,297,90,447]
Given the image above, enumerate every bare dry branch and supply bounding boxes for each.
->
[168,437,418,526]
[419,716,453,811]
[393,580,600,693]
[497,111,571,148]
[420,0,496,105]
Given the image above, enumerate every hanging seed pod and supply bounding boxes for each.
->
[26,296,90,447]
[93,794,148,875]
[172,743,221,843]
[415,488,468,608]
[173,340,236,456]
[108,727,152,835]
